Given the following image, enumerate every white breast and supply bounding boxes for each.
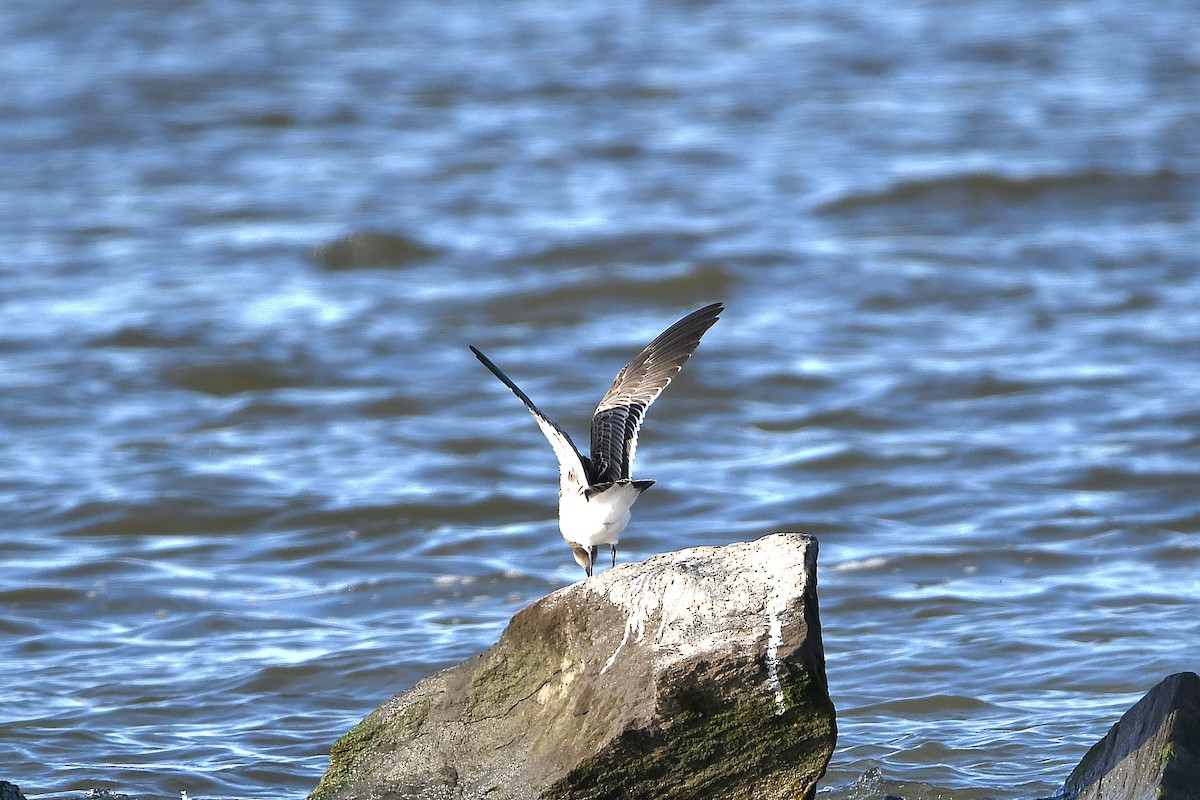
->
[558,481,644,548]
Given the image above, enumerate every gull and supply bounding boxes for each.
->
[470,302,723,577]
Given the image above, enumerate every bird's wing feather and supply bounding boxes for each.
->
[590,302,723,483]
[470,346,588,489]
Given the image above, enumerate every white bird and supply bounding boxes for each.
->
[470,302,723,577]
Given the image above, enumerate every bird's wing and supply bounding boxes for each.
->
[589,302,723,483]
[470,346,588,489]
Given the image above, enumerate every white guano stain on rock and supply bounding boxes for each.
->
[598,568,712,674]
[587,534,811,708]
[765,579,789,715]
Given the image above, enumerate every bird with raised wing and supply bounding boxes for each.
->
[470,302,723,577]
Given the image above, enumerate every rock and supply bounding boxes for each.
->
[310,231,441,270]
[0,782,26,800]
[309,533,836,800]
[1057,671,1200,800]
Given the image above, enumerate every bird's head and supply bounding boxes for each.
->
[568,541,594,577]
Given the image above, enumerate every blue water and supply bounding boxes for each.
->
[2,2,1198,798]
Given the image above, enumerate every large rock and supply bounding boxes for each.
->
[309,533,835,800]
[0,782,26,800]
[1057,671,1200,800]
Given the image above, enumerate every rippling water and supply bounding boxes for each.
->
[2,1,1198,798]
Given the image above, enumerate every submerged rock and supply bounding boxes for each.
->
[1057,671,1200,800]
[309,533,836,800]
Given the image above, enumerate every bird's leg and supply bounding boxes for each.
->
[611,544,617,568]
[589,545,599,575]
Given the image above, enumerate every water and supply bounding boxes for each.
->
[2,1,1198,798]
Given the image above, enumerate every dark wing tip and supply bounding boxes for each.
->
[470,345,508,381]
[470,341,588,469]
[685,301,724,323]
[682,299,724,328]
[642,302,723,356]
[469,343,524,398]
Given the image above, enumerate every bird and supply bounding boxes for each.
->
[470,302,723,578]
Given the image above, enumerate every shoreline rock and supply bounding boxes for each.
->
[308,532,836,800]
[1053,671,1200,800]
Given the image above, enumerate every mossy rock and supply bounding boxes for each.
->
[309,534,836,800]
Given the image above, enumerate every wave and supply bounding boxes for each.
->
[815,168,1197,225]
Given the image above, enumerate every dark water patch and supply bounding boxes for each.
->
[946,33,1053,68]
[263,503,407,537]
[816,169,1199,233]
[856,275,1037,318]
[265,494,547,539]
[239,109,297,128]
[236,528,370,565]
[1015,519,1130,549]
[829,590,991,620]
[818,169,1195,215]
[416,528,548,558]
[994,546,1092,572]
[1104,290,1159,313]
[754,406,896,433]
[858,289,923,312]
[0,336,33,354]
[238,661,354,696]
[1152,531,1200,562]
[1093,591,1191,608]
[195,204,288,223]
[1162,406,1200,431]
[145,610,294,640]
[801,479,926,513]
[0,617,42,639]
[195,396,322,428]
[358,393,428,418]
[744,368,836,394]
[51,499,275,538]
[515,229,707,268]
[706,248,800,270]
[0,585,93,606]
[161,358,316,396]
[1058,464,1200,493]
[311,231,443,271]
[477,261,733,320]
[909,370,1040,402]
[780,442,948,473]
[89,325,202,349]
[198,389,406,430]
[855,694,1001,717]
[1015,528,1183,568]
[1152,504,1200,532]
[578,139,646,161]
